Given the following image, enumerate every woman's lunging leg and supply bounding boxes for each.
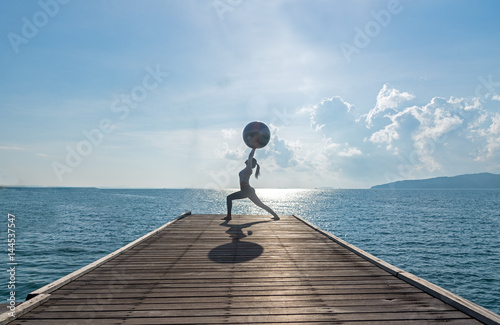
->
[247,190,280,220]
[224,190,248,220]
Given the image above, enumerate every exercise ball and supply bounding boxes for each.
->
[243,121,270,149]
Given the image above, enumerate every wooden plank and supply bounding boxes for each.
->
[292,214,500,325]
[0,212,190,325]
[30,295,458,312]
[1,319,479,325]
[14,308,473,320]
[2,214,498,325]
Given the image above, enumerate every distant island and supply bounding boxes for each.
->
[371,173,500,189]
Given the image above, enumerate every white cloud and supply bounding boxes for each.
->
[207,87,500,188]
[365,91,500,177]
[221,128,237,139]
[268,134,297,168]
[310,96,359,132]
[490,94,500,101]
[215,142,244,160]
[339,145,362,157]
[368,118,400,152]
[490,113,500,134]
[477,112,500,160]
[363,84,415,128]
[413,105,463,142]
[0,146,25,151]
[464,97,482,111]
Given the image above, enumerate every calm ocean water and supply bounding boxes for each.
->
[1,187,499,314]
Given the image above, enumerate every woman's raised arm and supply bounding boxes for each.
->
[248,148,256,161]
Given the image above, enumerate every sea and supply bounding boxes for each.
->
[1,187,499,315]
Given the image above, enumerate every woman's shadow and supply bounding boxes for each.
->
[208,219,270,263]
[220,219,270,240]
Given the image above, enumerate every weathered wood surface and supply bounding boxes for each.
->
[4,214,498,324]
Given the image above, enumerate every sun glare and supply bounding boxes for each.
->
[255,188,311,201]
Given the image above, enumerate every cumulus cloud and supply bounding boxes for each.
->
[363,84,415,128]
[215,124,300,174]
[301,85,500,185]
[221,128,237,139]
[490,113,500,134]
[367,120,401,152]
[411,99,463,170]
[310,96,359,131]
[338,145,362,157]
[211,85,500,188]
[249,124,299,170]
[294,97,372,185]
[216,142,244,160]
[366,93,500,175]
[269,135,297,168]
[319,137,361,157]
[474,112,500,160]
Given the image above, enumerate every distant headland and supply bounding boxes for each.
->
[371,172,500,189]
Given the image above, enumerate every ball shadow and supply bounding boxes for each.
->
[208,240,264,263]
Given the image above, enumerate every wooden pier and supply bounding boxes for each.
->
[2,213,500,324]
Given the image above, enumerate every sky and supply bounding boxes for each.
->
[1,0,500,189]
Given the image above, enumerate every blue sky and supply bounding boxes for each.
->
[1,0,500,188]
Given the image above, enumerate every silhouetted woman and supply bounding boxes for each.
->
[223,148,279,221]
